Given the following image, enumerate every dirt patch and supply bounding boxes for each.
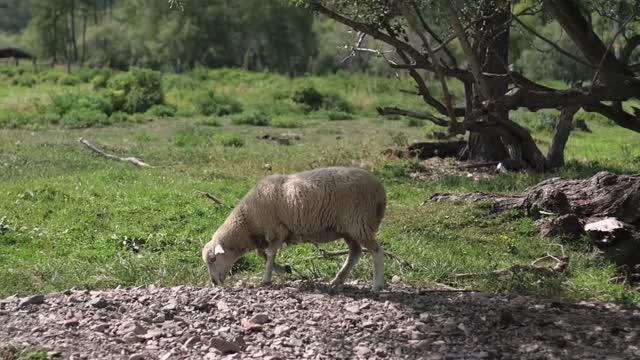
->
[1,282,639,359]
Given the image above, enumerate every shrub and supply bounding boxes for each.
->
[270,116,302,128]
[0,111,28,128]
[35,112,62,125]
[61,109,110,129]
[109,111,131,123]
[58,74,80,86]
[292,86,324,111]
[195,116,220,126]
[49,92,113,117]
[292,85,353,113]
[14,74,37,87]
[196,90,243,116]
[230,111,270,126]
[324,110,354,121]
[215,133,244,147]
[108,68,164,113]
[146,104,177,118]
[91,75,109,89]
[37,70,62,84]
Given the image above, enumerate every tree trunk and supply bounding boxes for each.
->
[547,106,579,168]
[70,0,78,62]
[81,10,87,64]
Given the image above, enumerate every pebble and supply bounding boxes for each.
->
[209,337,241,354]
[250,313,270,325]
[391,275,401,284]
[88,297,109,309]
[128,354,145,360]
[183,335,201,347]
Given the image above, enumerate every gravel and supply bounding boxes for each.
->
[1,281,639,359]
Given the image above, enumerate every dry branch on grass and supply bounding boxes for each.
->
[454,256,569,280]
[196,191,227,208]
[79,138,154,168]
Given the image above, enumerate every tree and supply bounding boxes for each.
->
[265,0,640,170]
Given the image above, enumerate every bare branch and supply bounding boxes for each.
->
[439,0,491,100]
[79,138,154,168]
[591,14,635,85]
[377,106,450,126]
[512,16,592,68]
[196,191,227,208]
[620,34,640,65]
[411,0,458,67]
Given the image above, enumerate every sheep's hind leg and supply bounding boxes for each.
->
[330,238,362,288]
[261,246,283,285]
[369,243,385,292]
[256,249,291,274]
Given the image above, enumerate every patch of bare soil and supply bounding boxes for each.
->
[410,157,497,182]
[1,282,639,359]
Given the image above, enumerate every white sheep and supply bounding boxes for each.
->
[202,166,387,291]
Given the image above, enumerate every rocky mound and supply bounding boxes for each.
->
[1,282,639,359]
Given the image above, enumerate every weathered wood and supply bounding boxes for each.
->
[429,172,640,266]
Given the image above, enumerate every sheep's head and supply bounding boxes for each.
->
[202,237,243,286]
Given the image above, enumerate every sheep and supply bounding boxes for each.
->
[202,166,387,291]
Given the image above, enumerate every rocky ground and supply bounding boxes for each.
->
[1,281,639,360]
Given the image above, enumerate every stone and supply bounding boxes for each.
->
[123,332,142,344]
[391,275,401,284]
[353,346,371,356]
[274,325,290,336]
[152,314,166,323]
[241,318,263,332]
[128,354,145,360]
[209,337,241,354]
[18,295,45,307]
[250,313,270,325]
[64,319,80,327]
[88,297,109,309]
[183,335,201,347]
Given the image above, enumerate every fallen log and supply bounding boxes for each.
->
[429,171,640,267]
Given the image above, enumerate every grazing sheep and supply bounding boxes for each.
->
[202,167,387,291]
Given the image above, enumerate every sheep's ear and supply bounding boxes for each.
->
[214,244,225,255]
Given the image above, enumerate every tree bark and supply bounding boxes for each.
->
[81,9,87,64]
[547,106,579,168]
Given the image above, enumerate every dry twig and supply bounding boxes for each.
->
[196,191,227,208]
[79,138,154,168]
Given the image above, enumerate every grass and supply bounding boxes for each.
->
[1,65,640,305]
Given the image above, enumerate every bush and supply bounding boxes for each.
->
[0,111,28,128]
[230,111,270,126]
[58,74,80,86]
[270,116,303,128]
[49,92,113,117]
[292,86,324,111]
[108,68,164,113]
[91,75,109,89]
[196,90,243,116]
[215,133,244,147]
[145,104,177,118]
[37,70,62,84]
[109,111,131,124]
[324,110,354,121]
[292,86,353,113]
[35,112,62,125]
[61,109,110,128]
[13,74,37,87]
[195,116,220,126]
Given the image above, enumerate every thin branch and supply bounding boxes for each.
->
[591,14,635,86]
[439,0,491,100]
[196,190,227,208]
[79,138,154,168]
[620,34,640,65]
[512,16,593,68]
[377,106,449,126]
[411,0,458,67]
[394,0,457,129]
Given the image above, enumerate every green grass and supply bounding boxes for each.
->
[1,65,640,305]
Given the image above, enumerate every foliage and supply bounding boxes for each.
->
[61,108,110,128]
[107,68,164,114]
[196,90,242,116]
[292,86,353,113]
[146,104,177,118]
[230,111,270,126]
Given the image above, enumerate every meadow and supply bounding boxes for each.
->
[1,64,640,304]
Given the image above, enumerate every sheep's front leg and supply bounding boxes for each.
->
[261,246,280,285]
[256,249,291,274]
[330,238,362,287]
